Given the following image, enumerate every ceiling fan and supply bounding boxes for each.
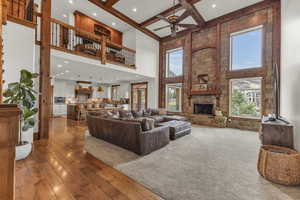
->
[153,0,198,37]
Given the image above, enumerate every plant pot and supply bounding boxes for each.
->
[16,141,32,160]
[16,128,33,161]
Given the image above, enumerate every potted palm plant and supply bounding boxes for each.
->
[3,69,38,160]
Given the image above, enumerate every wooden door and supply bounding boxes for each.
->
[131,82,148,111]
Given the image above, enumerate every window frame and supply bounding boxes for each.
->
[229,77,263,119]
[165,47,184,78]
[229,25,264,71]
[165,83,183,113]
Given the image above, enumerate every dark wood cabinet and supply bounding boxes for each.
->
[260,116,294,149]
[0,104,21,200]
[74,10,123,45]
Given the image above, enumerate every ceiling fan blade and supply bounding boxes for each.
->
[153,25,171,31]
[178,24,198,29]
[176,10,190,23]
[156,15,171,24]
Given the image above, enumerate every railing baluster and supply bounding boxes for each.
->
[40,18,136,68]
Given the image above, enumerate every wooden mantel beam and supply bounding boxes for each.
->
[178,0,205,26]
[88,0,160,41]
[140,0,201,28]
[105,0,120,7]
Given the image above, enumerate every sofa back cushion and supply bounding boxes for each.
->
[132,110,143,118]
[119,110,134,119]
[121,117,155,131]
[144,108,160,116]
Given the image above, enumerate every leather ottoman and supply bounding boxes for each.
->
[163,115,187,122]
[158,120,192,140]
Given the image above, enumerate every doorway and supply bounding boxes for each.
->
[131,82,148,111]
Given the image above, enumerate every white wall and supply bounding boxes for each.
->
[3,22,35,87]
[135,30,160,78]
[53,79,77,98]
[123,29,136,50]
[281,0,300,150]
[118,82,130,99]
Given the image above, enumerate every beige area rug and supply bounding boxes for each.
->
[84,126,300,200]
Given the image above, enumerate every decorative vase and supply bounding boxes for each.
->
[16,128,33,160]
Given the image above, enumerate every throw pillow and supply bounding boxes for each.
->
[144,117,155,130]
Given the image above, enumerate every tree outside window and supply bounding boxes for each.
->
[230,78,262,118]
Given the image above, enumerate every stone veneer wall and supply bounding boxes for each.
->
[159,2,280,131]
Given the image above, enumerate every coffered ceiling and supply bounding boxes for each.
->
[49,0,264,39]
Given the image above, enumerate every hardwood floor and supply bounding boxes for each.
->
[15,117,161,200]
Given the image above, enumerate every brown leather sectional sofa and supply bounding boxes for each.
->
[87,114,170,155]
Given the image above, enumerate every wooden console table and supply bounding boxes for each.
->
[260,116,294,149]
[0,104,21,200]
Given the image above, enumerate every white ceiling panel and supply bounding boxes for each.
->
[194,0,263,21]
[113,0,176,23]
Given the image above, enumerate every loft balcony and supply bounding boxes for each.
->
[36,16,136,69]
[5,0,136,69]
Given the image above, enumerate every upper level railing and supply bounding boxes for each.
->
[36,14,136,69]
[6,0,35,22]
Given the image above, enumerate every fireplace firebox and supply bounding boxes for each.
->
[194,104,214,115]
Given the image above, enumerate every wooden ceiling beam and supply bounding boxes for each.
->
[105,0,120,7]
[88,0,160,41]
[178,0,205,26]
[140,0,201,27]
[161,0,279,42]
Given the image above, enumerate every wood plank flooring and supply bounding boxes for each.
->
[15,117,162,200]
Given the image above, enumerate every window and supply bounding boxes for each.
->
[230,26,263,70]
[166,83,182,112]
[230,77,262,118]
[166,48,183,77]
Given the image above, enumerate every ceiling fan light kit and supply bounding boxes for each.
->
[153,0,201,36]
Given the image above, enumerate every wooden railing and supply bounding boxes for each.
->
[6,0,35,22]
[36,15,136,69]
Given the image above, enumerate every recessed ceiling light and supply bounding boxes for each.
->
[212,4,216,8]
[93,13,97,16]
[135,75,139,77]
[68,0,73,4]
[132,8,137,12]
[112,22,116,26]
[65,70,69,73]
[57,64,63,68]
[64,61,69,64]
[61,72,64,75]
[62,14,67,18]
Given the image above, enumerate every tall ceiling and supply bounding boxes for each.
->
[50,0,264,38]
